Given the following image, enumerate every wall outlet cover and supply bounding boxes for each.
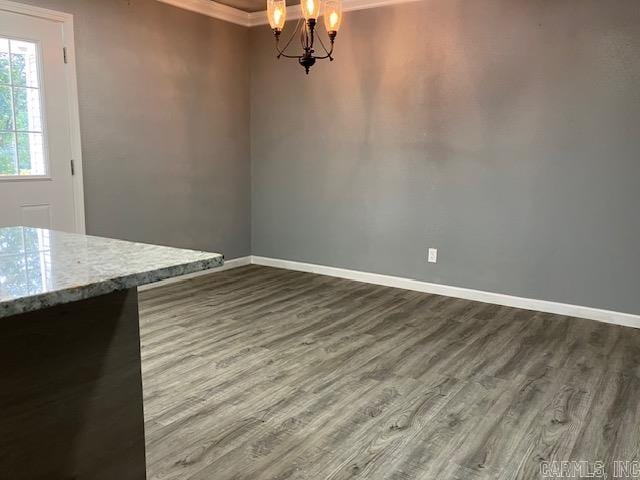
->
[428,248,438,263]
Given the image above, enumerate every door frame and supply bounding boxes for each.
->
[0,0,85,233]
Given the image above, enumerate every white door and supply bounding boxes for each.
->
[0,4,83,232]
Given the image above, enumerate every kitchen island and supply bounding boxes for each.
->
[0,226,223,480]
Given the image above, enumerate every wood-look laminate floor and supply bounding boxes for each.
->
[139,265,640,480]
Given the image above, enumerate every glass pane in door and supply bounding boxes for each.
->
[0,37,46,177]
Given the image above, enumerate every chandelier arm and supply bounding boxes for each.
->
[279,52,305,59]
[316,33,330,55]
[313,34,334,60]
[274,18,303,59]
[270,15,339,73]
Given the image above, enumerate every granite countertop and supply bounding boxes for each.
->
[0,226,223,318]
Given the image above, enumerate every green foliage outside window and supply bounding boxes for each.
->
[0,50,38,176]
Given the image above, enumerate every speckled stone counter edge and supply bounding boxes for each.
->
[0,255,223,319]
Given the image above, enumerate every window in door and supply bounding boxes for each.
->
[0,37,46,177]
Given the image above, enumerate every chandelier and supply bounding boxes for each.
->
[267,0,344,74]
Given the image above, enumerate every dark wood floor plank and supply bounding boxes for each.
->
[139,265,640,480]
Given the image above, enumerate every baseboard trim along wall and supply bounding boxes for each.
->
[140,254,640,329]
[251,256,640,329]
[139,256,252,290]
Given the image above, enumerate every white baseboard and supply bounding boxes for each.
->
[140,256,251,291]
[139,253,640,329]
[251,256,640,329]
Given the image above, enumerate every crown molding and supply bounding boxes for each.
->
[248,0,422,26]
[156,0,422,27]
[247,8,266,26]
[0,0,72,21]
[156,0,251,26]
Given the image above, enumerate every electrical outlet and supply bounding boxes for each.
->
[428,248,438,263]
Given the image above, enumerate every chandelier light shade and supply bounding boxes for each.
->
[267,0,286,30]
[301,0,321,20]
[324,0,343,33]
[267,0,344,74]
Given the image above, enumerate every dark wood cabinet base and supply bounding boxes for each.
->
[0,288,147,480]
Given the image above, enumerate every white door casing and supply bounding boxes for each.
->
[0,0,84,233]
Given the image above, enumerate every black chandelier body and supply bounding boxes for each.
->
[274,19,336,74]
[267,0,343,74]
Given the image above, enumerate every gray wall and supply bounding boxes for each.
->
[250,0,640,314]
[20,0,251,258]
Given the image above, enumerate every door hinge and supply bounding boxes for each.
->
[63,47,68,64]
[70,159,75,175]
